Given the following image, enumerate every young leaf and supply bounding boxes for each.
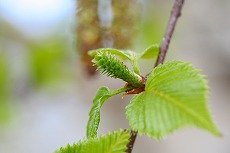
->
[87,87,112,138]
[137,44,160,59]
[88,48,135,61]
[126,60,220,139]
[58,129,131,153]
[87,86,133,139]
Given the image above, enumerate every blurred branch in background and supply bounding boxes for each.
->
[77,0,102,75]
[110,0,139,49]
[76,0,140,75]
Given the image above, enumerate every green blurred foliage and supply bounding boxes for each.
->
[0,55,9,98]
[1,15,74,90]
[134,4,167,52]
[0,54,11,124]
[135,16,165,51]
[28,38,71,88]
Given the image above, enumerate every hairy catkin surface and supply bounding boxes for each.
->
[93,52,143,88]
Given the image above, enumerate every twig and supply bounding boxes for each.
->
[155,0,184,66]
[126,0,184,152]
[126,131,138,153]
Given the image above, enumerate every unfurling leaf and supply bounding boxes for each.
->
[58,129,131,153]
[126,60,220,139]
[137,44,159,59]
[92,52,143,87]
[86,86,133,139]
[87,87,112,138]
[88,48,135,61]
[88,45,160,61]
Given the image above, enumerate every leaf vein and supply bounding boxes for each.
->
[147,88,210,129]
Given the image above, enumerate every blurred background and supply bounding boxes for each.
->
[0,0,229,153]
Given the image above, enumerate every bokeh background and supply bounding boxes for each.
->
[0,0,230,153]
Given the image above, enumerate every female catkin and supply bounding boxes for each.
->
[92,52,143,88]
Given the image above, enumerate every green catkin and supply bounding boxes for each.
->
[93,52,143,88]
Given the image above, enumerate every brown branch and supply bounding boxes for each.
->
[126,130,138,153]
[155,0,184,66]
[126,0,184,152]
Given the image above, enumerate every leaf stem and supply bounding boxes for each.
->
[131,57,141,75]
[127,0,185,152]
[110,86,134,96]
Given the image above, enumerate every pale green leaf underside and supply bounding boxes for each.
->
[126,60,220,139]
[88,48,134,60]
[137,44,159,59]
[87,87,112,138]
[58,129,130,153]
[88,45,160,61]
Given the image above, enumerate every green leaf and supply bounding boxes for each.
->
[87,86,133,139]
[58,129,131,153]
[126,60,220,139]
[137,44,159,59]
[88,48,135,61]
[87,87,112,138]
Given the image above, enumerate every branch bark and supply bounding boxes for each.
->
[126,0,184,152]
[126,130,138,153]
[155,0,184,66]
